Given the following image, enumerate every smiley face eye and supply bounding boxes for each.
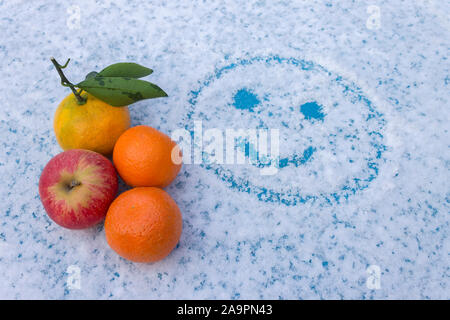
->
[300,101,325,122]
[232,88,260,112]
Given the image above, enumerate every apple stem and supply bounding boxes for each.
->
[68,180,81,190]
[50,57,87,105]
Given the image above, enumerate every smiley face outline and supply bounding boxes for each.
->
[186,55,386,206]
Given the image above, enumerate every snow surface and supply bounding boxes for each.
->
[0,0,448,299]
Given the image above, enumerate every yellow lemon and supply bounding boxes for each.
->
[54,92,131,155]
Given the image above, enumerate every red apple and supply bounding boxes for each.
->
[39,149,118,229]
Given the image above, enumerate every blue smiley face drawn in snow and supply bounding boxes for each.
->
[185,56,386,206]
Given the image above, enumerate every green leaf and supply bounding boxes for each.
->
[97,63,153,78]
[76,77,168,107]
[85,71,99,80]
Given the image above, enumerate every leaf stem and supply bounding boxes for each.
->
[50,57,86,105]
